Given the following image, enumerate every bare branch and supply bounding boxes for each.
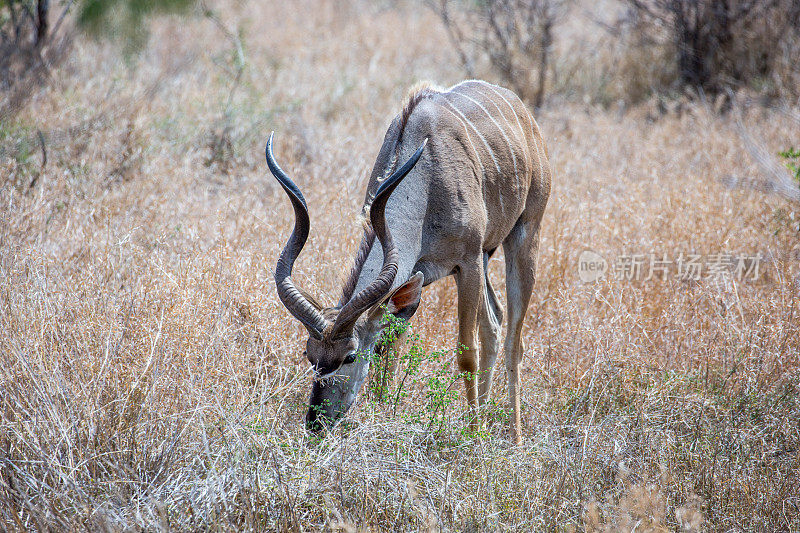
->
[731,106,800,203]
[28,129,46,189]
[50,0,75,42]
[434,0,476,78]
[429,0,567,106]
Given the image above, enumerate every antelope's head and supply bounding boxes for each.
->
[266,133,426,431]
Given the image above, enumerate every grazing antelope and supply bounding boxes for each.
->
[267,80,550,443]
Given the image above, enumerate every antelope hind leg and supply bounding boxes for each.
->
[478,252,503,406]
[502,219,540,445]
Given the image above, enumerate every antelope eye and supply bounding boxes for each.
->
[343,351,357,365]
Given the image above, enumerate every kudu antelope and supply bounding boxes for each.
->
[267,80,550,443]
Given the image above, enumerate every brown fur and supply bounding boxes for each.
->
[385,82,442,179]
[342,82,442,304]
[398,82,441,143]
[346,80,552,443]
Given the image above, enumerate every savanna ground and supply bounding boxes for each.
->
[1,0,799,531]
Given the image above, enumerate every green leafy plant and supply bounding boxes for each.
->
[778,147,800,184]
[368,310,476,436]
[78,0,197,55]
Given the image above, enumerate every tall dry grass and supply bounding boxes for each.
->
[1,0,799,530]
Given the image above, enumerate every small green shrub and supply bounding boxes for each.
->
[78,0,197,55]
[778,147,800,184]
[369,310,474,436]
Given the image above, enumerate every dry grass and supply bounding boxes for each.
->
[1,0,799,530]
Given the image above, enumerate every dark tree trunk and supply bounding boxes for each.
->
[534,16,552,109]
[36,0,50,48]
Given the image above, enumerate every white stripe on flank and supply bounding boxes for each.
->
[438,100,485,176]
[523,103,536,137]
[524,107,543,173]
[480,83,531,174]
[441,95,502,174]
[451,90,518,182]
[529,113,546,175]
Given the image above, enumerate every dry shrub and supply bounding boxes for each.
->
[0,0,57,101]
[624,0,800,102]
[431,0,569,107]
[602,15,678,106]
[583,465,705,532]
[549,10,680,108]
[433,0,800,107]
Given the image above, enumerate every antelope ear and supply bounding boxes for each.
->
[384,271,424,321]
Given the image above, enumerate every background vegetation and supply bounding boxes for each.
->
[1,0,799,530]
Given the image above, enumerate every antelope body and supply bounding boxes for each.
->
[267,80,551,443]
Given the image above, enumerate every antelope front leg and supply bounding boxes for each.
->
[456,265,483,429]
